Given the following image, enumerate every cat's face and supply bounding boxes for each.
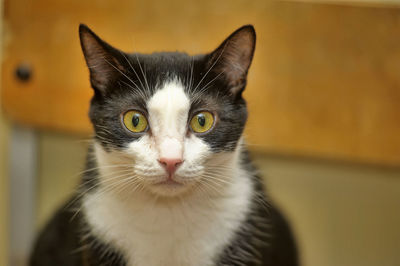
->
[80,24,255,197]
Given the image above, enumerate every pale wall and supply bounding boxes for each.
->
[254,154,400,266]
[0,111,9,266]
[36,133,87,229]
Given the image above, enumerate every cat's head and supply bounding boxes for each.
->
[79,24,256,197]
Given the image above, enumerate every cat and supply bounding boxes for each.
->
[30,24,298,266]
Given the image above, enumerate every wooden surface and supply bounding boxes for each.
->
[2,0,400,165]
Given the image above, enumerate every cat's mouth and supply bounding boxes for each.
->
[146,174,192,197]
[153,173,185,187]
[155,179,183,187]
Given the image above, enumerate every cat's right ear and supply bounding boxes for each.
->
[206,25,256,98]
[79,24,125,95]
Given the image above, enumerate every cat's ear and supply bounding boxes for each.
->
[79,24,125,94]
[207,25,256,97]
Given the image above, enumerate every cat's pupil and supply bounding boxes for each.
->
[132,115,140,127]
[198,114,206,127]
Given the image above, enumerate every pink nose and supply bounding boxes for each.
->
[158,158,183,175]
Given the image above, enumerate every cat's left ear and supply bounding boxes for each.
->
[79,24,125,95]
[207,25,256,97]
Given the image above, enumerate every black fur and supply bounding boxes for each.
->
[30,24,298,266]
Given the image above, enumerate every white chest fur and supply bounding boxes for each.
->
[83,169,253,266]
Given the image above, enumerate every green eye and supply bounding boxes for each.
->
[190,111,214,133]
[122,110,148,133]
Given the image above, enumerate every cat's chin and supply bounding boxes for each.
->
[146,179,195,197]
[155,179,183,187]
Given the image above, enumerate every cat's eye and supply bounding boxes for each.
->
[190,111,214,133]
[122,110,148,133]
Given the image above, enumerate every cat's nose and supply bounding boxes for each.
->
[158,158,183,175]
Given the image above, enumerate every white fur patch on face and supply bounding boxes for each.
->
[147,79,190,144]
[143,79,214,196]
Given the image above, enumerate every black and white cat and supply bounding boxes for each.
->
[30,24,298,266]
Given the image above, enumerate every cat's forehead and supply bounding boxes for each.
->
[132,52,198,74]
[119,53,209,103]
[119,52,198,98]
[148,79,189,114]
[149,82,187,120]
